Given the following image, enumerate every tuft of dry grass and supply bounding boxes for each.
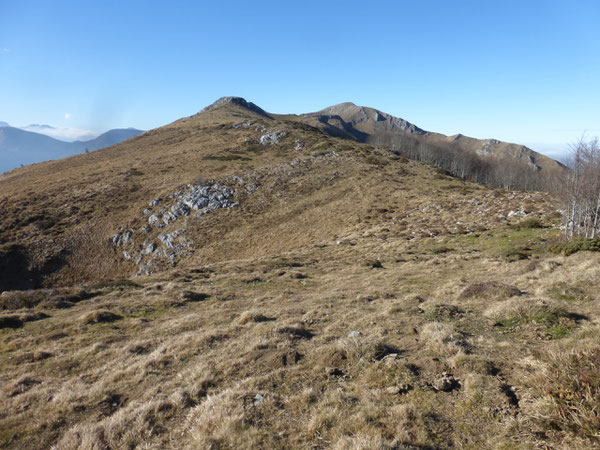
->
[236,310,274,325]
[81,310,123,325]
[527,346,600,445]
[461,281,521,299]
[421,322,471,356]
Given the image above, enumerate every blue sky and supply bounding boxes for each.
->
[1,0,599,159]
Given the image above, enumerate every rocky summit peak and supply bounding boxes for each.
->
[201,96,271,118]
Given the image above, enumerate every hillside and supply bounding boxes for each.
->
[0,127,144,173]
[1,98,599,449]
[300,102,565,173]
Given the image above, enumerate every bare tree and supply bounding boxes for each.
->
[563,137,600,238]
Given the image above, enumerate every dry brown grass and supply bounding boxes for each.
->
[1,101,598,449]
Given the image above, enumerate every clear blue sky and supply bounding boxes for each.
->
[1,0,599,159]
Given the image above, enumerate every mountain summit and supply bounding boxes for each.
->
[200,96,272,118]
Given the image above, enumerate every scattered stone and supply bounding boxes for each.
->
[142,243,155,255]
[386,384,412,395]
[148,215,160,225]
[232,121,253,129]
[348,330,361,338]
[111,230,133,245]
[122,231,132,244]
[294,139,304,150]
[253,394,265,405]
[507,210,527,218]
[259,131,286,145]
[136,266,152,277]
[381,353,400,367]
[432,373,460,392]
[111,175,255,275]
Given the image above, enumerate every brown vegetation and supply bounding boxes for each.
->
[0,99,598,448]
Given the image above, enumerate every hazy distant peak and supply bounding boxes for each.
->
[0,121,9,127]
[201,96,272,118]
[20,124,98,142]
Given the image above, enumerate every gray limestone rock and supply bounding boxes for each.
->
[142,243,155,255]
[260,131,286,145]
[148,215,160,225]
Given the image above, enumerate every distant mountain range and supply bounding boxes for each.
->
[300,102,564,173]
[0,123,144,172]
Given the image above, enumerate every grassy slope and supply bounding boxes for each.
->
[0,103,599,449]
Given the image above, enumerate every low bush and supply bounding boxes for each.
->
[550,238,600,256]
[511,217,545,230]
